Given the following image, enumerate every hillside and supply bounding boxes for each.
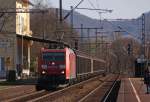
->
[64,10,147,40]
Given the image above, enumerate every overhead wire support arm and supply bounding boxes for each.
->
[63,0,84,20]
[76,7,113,13]
[103,19,137,37]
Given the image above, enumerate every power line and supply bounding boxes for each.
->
[63,0,85,20]
[87,0,112,30]
[103,19,140,39]
[96,0,100,9]
[76,7,112,12]
[87,0,97,9]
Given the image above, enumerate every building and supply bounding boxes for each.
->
[0,0,32,78]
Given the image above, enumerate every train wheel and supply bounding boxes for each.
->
[46,85,57,91]
[69,79,74,85]
[36,84,42,91]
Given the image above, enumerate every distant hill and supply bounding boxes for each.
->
[64,10,149,40]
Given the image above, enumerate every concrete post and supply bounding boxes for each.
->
[27,43,30,70]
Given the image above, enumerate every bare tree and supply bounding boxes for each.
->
[110,37,141,75]
[30,1,80,69]
[31,0,79,43]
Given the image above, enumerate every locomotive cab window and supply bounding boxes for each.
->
[42,52,65,61]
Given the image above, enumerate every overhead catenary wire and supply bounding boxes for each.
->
[87,0,97,9]
[76,8,112,12]
[87,0,112,13]
[63,0,85,20]
[103,19,140,39]
[96,0,100,9]
[86,0,112,30]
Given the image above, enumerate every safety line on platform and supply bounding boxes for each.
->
[129,78,141,102]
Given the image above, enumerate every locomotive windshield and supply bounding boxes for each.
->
[42,52,65,61]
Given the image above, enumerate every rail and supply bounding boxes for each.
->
[101,75,121,102]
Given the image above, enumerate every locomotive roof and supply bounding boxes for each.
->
[41,48,65,52]
[41,47,73,52]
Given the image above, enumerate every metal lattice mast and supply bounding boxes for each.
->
[142,14,145,58]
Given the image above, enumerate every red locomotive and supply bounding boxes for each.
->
[36,47,76,90]
[36,46,106,90]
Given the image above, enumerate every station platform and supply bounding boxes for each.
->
[117,78,150,102]
[0,79,6,82]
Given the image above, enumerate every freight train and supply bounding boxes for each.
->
[36,47,106,90]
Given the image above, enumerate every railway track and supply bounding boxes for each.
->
[102,75,121,102]
[4,90,49,102]
[0,85,36,101]
[79,75,120,102]
[23,74,116,102]
[1,74,119,102]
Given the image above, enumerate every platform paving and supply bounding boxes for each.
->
[0,79,6,82]
[117,78,150,102]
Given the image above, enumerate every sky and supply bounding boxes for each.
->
[37,0,150,19]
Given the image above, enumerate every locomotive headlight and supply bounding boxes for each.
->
[59,65,65,69]
[42,71,46,74]
[52,62,55,65]
[41,65,47,69]
[61,71,65,74]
